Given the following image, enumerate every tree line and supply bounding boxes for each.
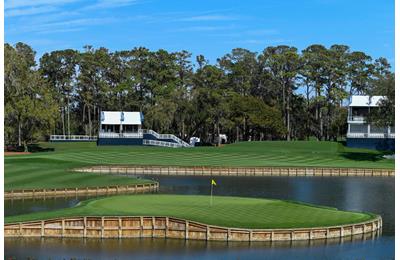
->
[4,42,394,147]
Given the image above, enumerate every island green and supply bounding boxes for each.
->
[5,194,376,229]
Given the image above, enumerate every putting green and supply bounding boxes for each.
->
[5,195,375,229]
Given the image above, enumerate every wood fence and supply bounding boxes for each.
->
[4,183,159,200]
[4,215,382,242]
[76,165,394,177]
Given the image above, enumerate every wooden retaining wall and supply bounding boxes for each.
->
[76,165,394,177]
[4,215,382,242]
[4,183,159,200]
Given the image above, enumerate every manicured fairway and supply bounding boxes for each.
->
[4,157,154,191]
[5,141,393,190]
[5,194,375,228]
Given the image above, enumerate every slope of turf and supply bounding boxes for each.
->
[5,141,393,190]
[5,194,375,228]
[4,157,153,191]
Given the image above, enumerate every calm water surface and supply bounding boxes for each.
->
[5,176,394,259]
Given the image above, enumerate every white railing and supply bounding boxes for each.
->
[143,139,183,148]
[50,135,97,141]
[98,132,143,138]
[348,116,366,122]
[97,129,193,147]
[142,129,192,147]
[347,133,395,139]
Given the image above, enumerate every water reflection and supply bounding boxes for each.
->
[5,176,394,259]
[5,231,393,260]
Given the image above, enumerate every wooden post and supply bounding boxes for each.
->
[41,220,45,237]
[227,229,231,241]
[249,230,253,241]
[19,222,23,236]
[271,231,274,241]
[165,217,169,238]
[309,230,313,239]
[118,217,122,238]
[185,220,189,240]
[326,228,330,239]
[61,219,65,237]
[140,217,143,237]
[152,217,156,238]
[206,226,210,241]
[83,217,87,238]
[101,217,104,239]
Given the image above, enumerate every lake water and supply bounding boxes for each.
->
[5,176,394,259]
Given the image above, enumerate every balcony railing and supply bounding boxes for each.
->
[98,132,143,138]
[348,116,366,122]
[50,135,97,141]
[347,133,395,139]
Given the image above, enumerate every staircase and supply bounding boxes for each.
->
[141,129,192,148]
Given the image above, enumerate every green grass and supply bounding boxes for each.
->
[5,141,393,191]
[4,157,154,191]
[5,194,376,228]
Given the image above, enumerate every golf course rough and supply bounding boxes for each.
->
[5,195,381,241]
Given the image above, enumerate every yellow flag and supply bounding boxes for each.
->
[211,179,217,186]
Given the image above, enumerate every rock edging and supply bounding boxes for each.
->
[5,215,382,242]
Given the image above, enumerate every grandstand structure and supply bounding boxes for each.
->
[50,111,192,148]
[97,111,192,148]
[346,95,394,151]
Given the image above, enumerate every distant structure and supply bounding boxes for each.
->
[98,111,192,148]
[346,95,394,151]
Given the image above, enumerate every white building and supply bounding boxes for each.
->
[99,111,143,138]
[347,95,394,150]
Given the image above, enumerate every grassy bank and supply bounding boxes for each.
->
[5,194,376,228]
[4,157,154,191]
[5,141,393,191]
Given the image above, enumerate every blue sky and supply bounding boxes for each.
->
[5,0,394,66]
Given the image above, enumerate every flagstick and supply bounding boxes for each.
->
[210,182,213,206]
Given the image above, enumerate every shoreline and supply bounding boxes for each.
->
[76,165,394,177]
[4,183,159,200]
[5,215,382,242]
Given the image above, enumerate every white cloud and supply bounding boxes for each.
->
[5,6,58,17]
[170,25,236,32]
[83,0,138,10]
[5,0,82,10]
[178,15,237,22]
[246,29,279,36]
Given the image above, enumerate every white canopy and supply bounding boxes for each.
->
[349,95,385,107]
[101,111,142,125]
